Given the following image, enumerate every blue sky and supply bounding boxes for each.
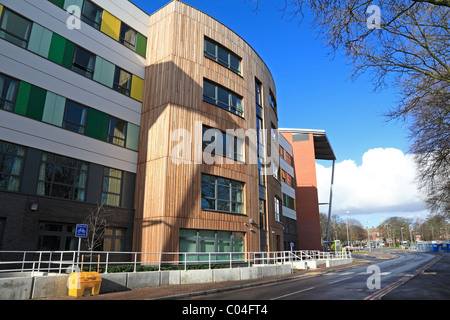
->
[132,0,427,227]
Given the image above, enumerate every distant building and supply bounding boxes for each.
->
[280,129,336,251]
[279,133,297,250]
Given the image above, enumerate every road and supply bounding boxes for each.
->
[185,250,439,300]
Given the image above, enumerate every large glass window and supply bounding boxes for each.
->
[38,222,77,251]
[108,117,127,147]
[81,0,103,30]
[274,197,281,222]
[36,152,88,201]
[201,174,244,214]
[0,9,32,48]
[119,23,137,50]
[72,46,96,79]
[0,140,25,192]
[101,167,122,207]
[63,100,88,134]
[0,73,18,112]
[179,229,245,261]
[204,37,241,75]
[202,126,244,163]
[256,116,265,186]
[203,79,243,117]
[259,199,266,230]
[113,68,132,96]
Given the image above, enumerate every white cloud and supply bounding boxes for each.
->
[316,148,428,220]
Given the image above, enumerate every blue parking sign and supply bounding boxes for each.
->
[76,224,88,238]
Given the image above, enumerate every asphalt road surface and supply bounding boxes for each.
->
[185,251,442,300]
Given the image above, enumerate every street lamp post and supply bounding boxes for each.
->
[409,224,414,249]
[345,211,350,248]
[401,227,404,247]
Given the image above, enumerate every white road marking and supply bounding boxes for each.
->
[329,277,353,284]
[270,287,315,300]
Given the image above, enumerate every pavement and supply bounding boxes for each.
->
[38,250,398,301]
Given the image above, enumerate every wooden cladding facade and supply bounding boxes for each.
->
[133,1,283,255]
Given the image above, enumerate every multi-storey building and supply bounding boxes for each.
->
[279,133,297,250]
[133,1,283,256]
[0,0,284,257]
[280,129,336,251]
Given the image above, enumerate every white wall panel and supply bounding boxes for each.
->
[0,111,138,172]
[2,0,146,78]
[0,40,141,125]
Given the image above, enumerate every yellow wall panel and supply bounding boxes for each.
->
[131,75,144,102]
[100,10,121,41]
[0,4,3,17]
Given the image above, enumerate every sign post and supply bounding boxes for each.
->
[76,224,88,268]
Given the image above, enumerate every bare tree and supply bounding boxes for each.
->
[268,0,449,215]
[83,202,109,269]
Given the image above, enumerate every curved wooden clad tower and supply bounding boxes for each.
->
[133,1,282,257]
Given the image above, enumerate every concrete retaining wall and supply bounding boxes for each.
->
[292,258,352,270]
[0,264,292,300]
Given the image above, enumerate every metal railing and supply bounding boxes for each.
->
[0,249,351,275]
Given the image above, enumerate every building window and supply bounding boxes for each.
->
[81,0,103,30]
[0,218,5,249]
[38,222,77,251]
[202,125,244,163]
[107,117,127,147]
[179,229,244,261]
[274,197,281,222]
[255,79,262,107]
[36,152,88,202]
[0,8,32,48]
[256,116,265,187]
[0,140,25,192]
[0,73,18,112]
[119,23,137,50]
[203,79,243,117]
[204,37,241,75]
[101,167,122,207]
[283,193,295,210]
[269,90,277,110]
[113,68,132,96]
[259,199,266,230]
[72,46,96,79]
[63,100,88,134]
[102,228,124,251]
[201,174,244,214]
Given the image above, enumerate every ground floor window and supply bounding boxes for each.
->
[179,229,245,262]
[101,227,125,251]
[37,222,77,251]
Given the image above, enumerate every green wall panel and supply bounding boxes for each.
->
[62,40,76,69]
[28,24,52,58]
[48,33,67,65]
[49,0,64,8]
[126,123,139,151]
[63,0,84,17]
[86,108,109,141]
[136,33,147,57]
[93,56,115,88]
[14,81,32,116]
[26,86,47,121]
[42,92,66,126]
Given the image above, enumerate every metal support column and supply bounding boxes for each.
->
[325,159,335,251]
